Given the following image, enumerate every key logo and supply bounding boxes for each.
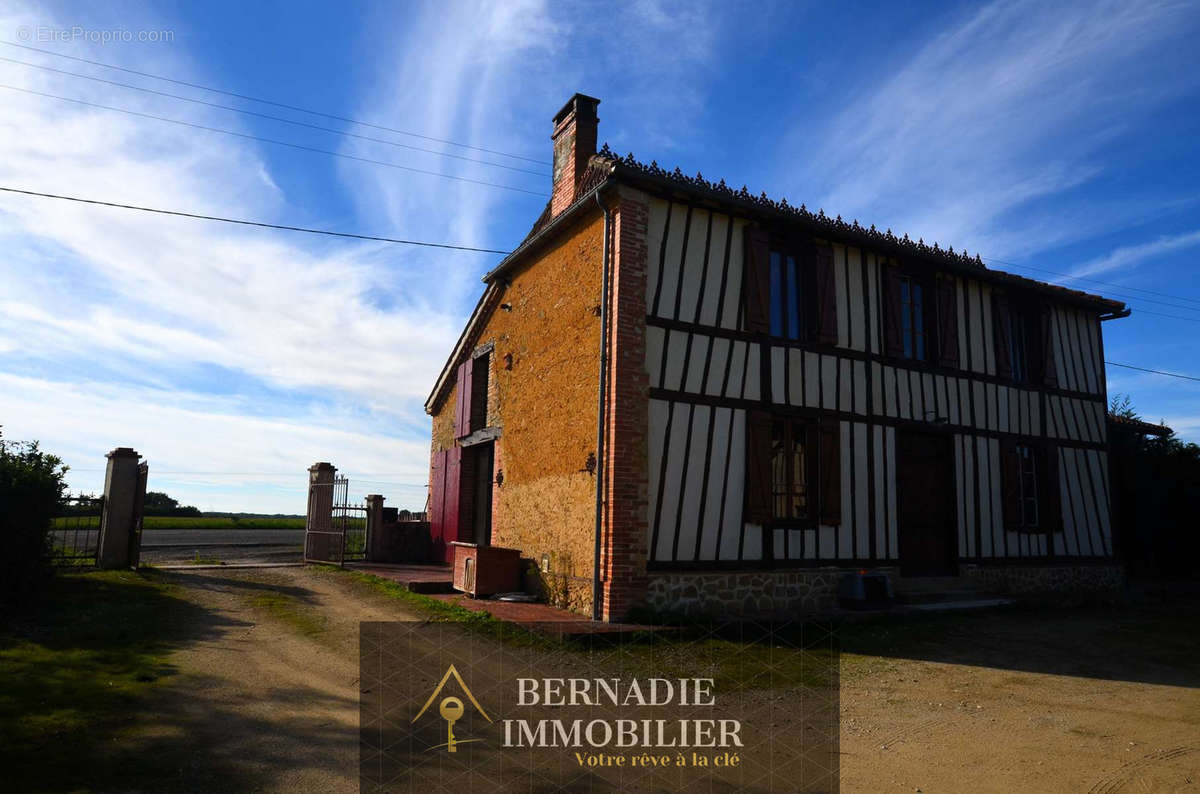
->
[412,664,492,752]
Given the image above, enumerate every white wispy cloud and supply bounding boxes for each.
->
[1069,229,1200,278]
[796,0,1200,258]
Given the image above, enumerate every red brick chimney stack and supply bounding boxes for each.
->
[550,93,601,218]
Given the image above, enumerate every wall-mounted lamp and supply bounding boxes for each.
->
[540,553,551,573]
[494,468,504,487]
[503,352,513,370]
[500,303,513,311]
[591,304,602,316]
[581,452,597,476]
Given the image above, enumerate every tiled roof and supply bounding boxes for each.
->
[1107,413,1173,437]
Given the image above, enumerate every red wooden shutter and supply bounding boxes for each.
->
[429,449,448,556]
[1040,307,1059,388]
[743,227,771,333]
[936,275,960,368]
[744,409,773,523]
[993,293,1013,379]
[1000,439,1020,529]
[454,359,473,438]
[814,244,838,345]
[470,354,488,431]
[818,420,841,525]
[883,263,904,358]
[441,445,463,562]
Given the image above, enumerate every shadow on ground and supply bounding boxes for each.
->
[831,597,1200,689]
[0,569,358,792]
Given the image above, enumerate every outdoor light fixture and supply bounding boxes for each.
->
[582,452,597,475]
[494,468,504,487]
[500,302,513,311]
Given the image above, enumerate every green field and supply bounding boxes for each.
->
[51,516,307,530]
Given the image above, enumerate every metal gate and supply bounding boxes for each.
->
[51,494,104,567]
[304,476,367,565]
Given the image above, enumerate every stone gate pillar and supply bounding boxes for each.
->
[365,494,385,562]
[305,462,336,560]
[98,447,142,569]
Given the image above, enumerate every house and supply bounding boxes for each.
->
[424,93,1129,621]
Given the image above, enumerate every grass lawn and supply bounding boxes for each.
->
[0,570,212,791]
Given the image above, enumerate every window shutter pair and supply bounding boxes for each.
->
[742,227,836,342]
[744,411,839,525]
[993,293,1013,379]
[454,359,474,438]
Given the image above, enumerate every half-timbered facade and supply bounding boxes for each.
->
[426,94,1128,621]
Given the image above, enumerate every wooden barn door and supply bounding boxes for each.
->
[897,431,957,576]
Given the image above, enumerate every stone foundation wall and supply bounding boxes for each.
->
[643,568,899,618]
[961,563,1124,594]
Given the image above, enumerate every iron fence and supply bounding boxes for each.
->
[50,494,104,567]
[305,476,367,565]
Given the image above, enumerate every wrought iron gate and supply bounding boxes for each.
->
[50,494,104,567]
[304,476,366,565]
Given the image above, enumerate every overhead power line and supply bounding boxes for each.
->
[0,55,547,178]
[0,186,514,254]
[1105,361,1200,383]
[0,83,547,197]
[1,40,548,166]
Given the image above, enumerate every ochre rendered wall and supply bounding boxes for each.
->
[429,212,604,613]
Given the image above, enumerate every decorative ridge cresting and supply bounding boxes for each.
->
[594,142,988,270]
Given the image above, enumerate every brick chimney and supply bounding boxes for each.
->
[550,93,601,218]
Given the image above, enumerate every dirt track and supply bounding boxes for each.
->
[122,568,1199,792]
[124,566,419,792]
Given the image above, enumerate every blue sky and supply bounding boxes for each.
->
[1,0,1197,513]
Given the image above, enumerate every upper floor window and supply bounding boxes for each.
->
[1006,309,1031,384]
[1015,444,1039,527]
[899,276,928,361]
[769,251,805,340]
[454,347,491,438]
[885,268,959,368]
[743,228,837,345]
[994,294,1055,387]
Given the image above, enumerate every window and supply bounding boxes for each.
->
[771,419,809,520]
[885,268,951,365]
[1002,440,1056,532]
[899,276,928,361]
[993,294,1047,385]
[454,347,491,438]
[1016,444,1039,528]
[743,228,837,344]
[769,251,804,340]
[1007,310,1030,383]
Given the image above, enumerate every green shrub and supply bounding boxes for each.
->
[0,440,68,606]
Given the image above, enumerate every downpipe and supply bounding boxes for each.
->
[592,189,611,621]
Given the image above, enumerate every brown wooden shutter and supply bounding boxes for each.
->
[1040,443,1061,533]
[818,420,841,525]
[454,359,473,438]
[993,293,1013,380]
[883,263,905,358]
[936,275,960,368]
[814,244,838,345]
[743,227,771,333]
[744,409,773,524]
[1040,306,1059,388]
[1000,439,1020,529]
